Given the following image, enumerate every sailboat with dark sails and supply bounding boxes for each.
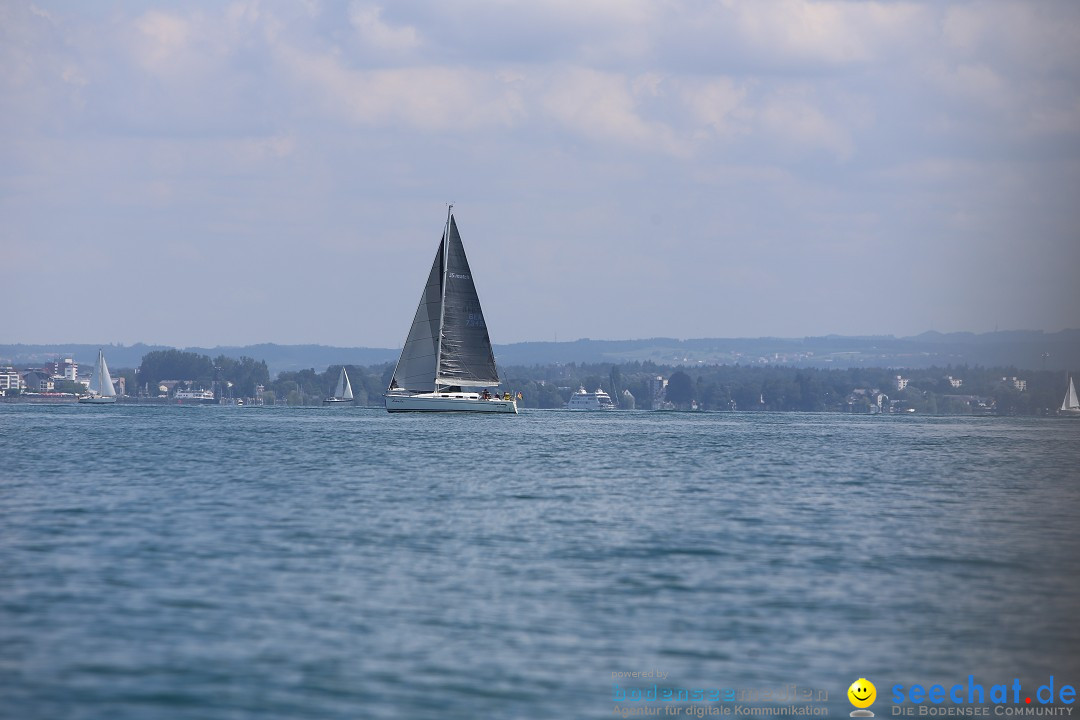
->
[384,206,517,413]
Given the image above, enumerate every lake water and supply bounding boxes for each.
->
[2,405,1079,719]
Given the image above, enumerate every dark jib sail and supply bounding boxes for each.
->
[435,216,499,387]
[389,239,444,392]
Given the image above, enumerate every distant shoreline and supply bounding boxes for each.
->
[3,329,1080,375]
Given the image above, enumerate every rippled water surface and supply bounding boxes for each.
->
[2,405,1079,719]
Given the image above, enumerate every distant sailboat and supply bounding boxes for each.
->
[384,206,516,413]
[1060,375,1080,417]
[78,349,117,404]
[324,367,355,405]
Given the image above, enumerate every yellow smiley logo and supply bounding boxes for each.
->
[848,678,877,709]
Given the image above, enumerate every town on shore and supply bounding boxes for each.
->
[1,348,1073,416]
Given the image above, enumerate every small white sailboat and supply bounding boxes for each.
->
[324,367,355,405]
[385,206,516,413]
[78,349,117,404]
[1060,375,1080,417]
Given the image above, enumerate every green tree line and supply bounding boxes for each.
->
[133,350,269,397]
[115,350,1073,415]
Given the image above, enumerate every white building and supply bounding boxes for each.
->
[53,357,78,381]
[946,376,963,388]
[0,366,21,392]
[896,375,910,391]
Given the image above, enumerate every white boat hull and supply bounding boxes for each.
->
[78,396,116,404]
[323,398,353,406]
[385,392,517,414]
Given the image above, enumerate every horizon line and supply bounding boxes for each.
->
[4,327,1080,350]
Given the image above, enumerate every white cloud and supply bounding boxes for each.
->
[943,2,1080,73]
[540,67,684,154]
[719,0,928,65]
[133,11,193,71]
[61,64,87,86]
[757,87,853,159]
[225,1,261,26]
[349,2,421,54]
[28,3,52,21]
[928,61,1007,110]
[679,77,747,139]
[276,45,525,131]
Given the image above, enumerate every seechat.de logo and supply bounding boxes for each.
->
[849,678,877,717]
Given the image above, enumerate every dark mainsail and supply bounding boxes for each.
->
[389,210,500,393]
[435,216,499,387]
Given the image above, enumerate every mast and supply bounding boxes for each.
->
[433,203,452,391]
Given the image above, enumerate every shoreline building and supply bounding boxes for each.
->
[53,357,78,382]
[21,370,54,392]
[0,366,22,395]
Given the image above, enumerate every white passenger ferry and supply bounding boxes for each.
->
[566,386,616,411]
[175,389,216,405]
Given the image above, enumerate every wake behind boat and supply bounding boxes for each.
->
[385,206,516,414]
[78,349,117,404]
[324,367,355,405]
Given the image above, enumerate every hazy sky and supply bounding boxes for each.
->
[2,0,1078,348]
